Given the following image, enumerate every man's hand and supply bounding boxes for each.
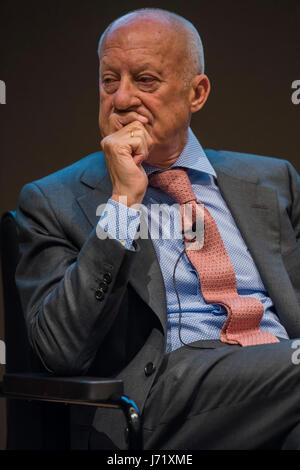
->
[101,119,153,207]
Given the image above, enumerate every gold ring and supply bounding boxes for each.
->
[130,130,134,138]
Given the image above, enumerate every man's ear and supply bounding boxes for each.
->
[189,74,211,113]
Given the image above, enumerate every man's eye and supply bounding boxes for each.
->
[137,77,159,91]
[103,78,116,84]
[102,78,119,93]
[138,77,155,83]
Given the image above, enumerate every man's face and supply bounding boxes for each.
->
[98,19,194,162]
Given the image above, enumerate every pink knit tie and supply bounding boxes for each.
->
[149,168,279,346]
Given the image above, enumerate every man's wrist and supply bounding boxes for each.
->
[111,193,144,209]
[97,199,141,250]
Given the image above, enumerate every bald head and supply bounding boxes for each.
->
[98,8,205,83]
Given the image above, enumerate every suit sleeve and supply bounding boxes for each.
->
[16,182,139,375]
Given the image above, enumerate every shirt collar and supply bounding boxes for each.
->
[143,127,217,178]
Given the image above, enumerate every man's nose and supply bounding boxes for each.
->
[113,77,141,111]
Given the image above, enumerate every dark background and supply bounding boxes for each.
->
[0,0,299,449]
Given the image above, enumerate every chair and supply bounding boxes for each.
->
[0,211,142,449]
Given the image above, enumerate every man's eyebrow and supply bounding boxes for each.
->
[100,61,163,75]
[132,63,163,74]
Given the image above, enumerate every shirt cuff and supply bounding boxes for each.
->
[97,199,141,250]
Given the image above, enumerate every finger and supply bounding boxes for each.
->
[129,136,148,161]
[126,124,149,153]
[132,154,145,166]
[127,121,153,152]
[127,122,153,152]
[114,112,148,127]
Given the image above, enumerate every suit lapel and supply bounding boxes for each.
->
[129,225,167,334]
[77,171,113,228]
[214,168,281,269]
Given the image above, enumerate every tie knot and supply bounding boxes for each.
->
[149,168,196,204]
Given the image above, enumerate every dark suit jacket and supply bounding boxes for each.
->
[15,147,300,446]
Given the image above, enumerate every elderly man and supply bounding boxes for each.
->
[16,8,300,449]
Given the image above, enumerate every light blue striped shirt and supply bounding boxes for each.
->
[98,127,289,352]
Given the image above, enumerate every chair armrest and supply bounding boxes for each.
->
[2,372,123,403]
[1,373,142,449]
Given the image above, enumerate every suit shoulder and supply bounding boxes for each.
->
[205,148,289,168]
[204,148,296,183]
[18,151,106,209]
[34,151,105,188]
[20,151,106,197]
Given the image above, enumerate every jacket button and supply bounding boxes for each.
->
[144,362,156,377]
[98,281,108,293]
[103,272,112,284]
[95,288,105,301]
